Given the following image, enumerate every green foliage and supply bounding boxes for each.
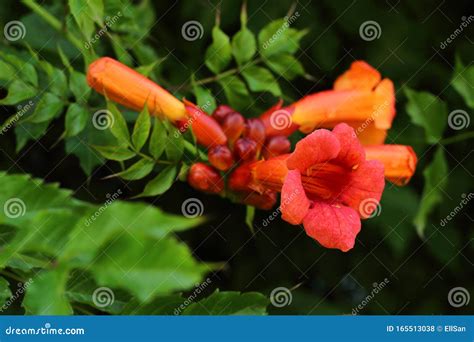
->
[0,172,266,314]
[452,56,474,108]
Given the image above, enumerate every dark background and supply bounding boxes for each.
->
[1,0,473,314]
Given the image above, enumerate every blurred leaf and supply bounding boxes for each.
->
[265,54,305,80]
[414,148,448,237]
[15,121,50,152]
[132,105,151,151]
[165,124,184,162]
[205,26,232,74]
[65,103,89,137]
[90,235,208,302]
[241,65,281,96]
[69,71,91,103]
[107,102,130,144]
[192,83,216,114]
[136,165,177,198]
[183,290,268,315]
[93,145,136,161]
[258,19,306,58]
[23,268,73,315]
[29,93,64,123]
[0,277,12,305]
[69,0,95,40]
[245,206,255,233]
[404,88,447,143]
[0,80,36,105]
[232,27,256,65]
[149,118,167,160]
[452,56,474,109]
[49,68,69,98]
[219,75,250,112]
[109,158,154,180]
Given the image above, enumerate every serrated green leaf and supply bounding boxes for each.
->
[90,235,208,302]
[404,88,447,143]
[219,76,250,111]
[232,27,256,65]
[109,158,154,180]
[258,19,305,58]
[136,165,177,198]
[0,80,36,105]
[107,102,130,144]
[69,71,91,102]
[29,92,64,123]
[205,26,232,74]
[452,56,474,108]
[23,268,73,315]
[241,65,281,96]
[65,103,89,137]
[149,118,167,160]
[414,148,448,237]
[265,54,305,80]
[183,290,268,315]
[132,105,151,151]
[93,145,136,161]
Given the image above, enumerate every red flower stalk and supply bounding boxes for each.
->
[230,123,386,252]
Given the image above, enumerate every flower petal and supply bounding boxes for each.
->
[281,170,310,225]
[303,202,361,252]
[339,160,385,213]
[332,123,365,168]
[333,61,381,91]
[287,129,340,173]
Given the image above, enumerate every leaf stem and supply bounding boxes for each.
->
[440,131,474,145]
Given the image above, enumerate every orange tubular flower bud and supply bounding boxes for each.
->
[364,145,418,186]
[87,57,187,121]
[290,61,395,145]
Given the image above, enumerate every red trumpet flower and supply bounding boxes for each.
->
[230,123,385,252]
